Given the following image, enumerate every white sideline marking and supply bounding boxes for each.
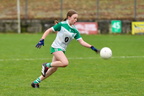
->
[0,56,144,61]
[112,56,144,58]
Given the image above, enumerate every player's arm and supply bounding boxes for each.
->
[35,28,53,48]
[77,38,91,47]
[41,28,53,39]
[77,38,100,53]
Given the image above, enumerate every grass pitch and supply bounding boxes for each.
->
[0,34,144,96]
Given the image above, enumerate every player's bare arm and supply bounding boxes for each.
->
[78,38,100,53]
[41,28,53,39]
[77,38,91,48]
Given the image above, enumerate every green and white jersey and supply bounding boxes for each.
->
[51,20,82,51]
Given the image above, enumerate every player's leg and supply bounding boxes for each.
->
[41,51,69,78]
[41,51,68,77]
[40,51,68,80]
[31,51,69,88]
[39,56,59,81]
[51,51,69,67]
[31,56,58,88]
[40,67,58,81]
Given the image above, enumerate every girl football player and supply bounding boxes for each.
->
[31,9,99,88]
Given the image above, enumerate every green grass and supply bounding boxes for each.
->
[0,34,144,96]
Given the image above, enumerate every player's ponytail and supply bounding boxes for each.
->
[54,20,59,25]
[63,18,67,21]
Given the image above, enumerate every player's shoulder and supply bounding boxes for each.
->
[60,21,67,24]
[72,25,77,29]
[72,25,79,32]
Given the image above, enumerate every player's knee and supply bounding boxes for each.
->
[61,61,69,67]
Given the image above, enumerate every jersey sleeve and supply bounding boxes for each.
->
[52,22,61,32]
[74,29,82,40]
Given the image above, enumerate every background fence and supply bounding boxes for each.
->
[0,0,144,33]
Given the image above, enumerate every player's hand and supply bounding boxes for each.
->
[35,39,44,48]
[96,49,100,54]
[90,46,100,54]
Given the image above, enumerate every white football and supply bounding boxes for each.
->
[100,47,112,59]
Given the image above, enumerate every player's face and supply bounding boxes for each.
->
[68,14,78,25]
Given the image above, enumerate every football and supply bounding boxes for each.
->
[100,47,112,59]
